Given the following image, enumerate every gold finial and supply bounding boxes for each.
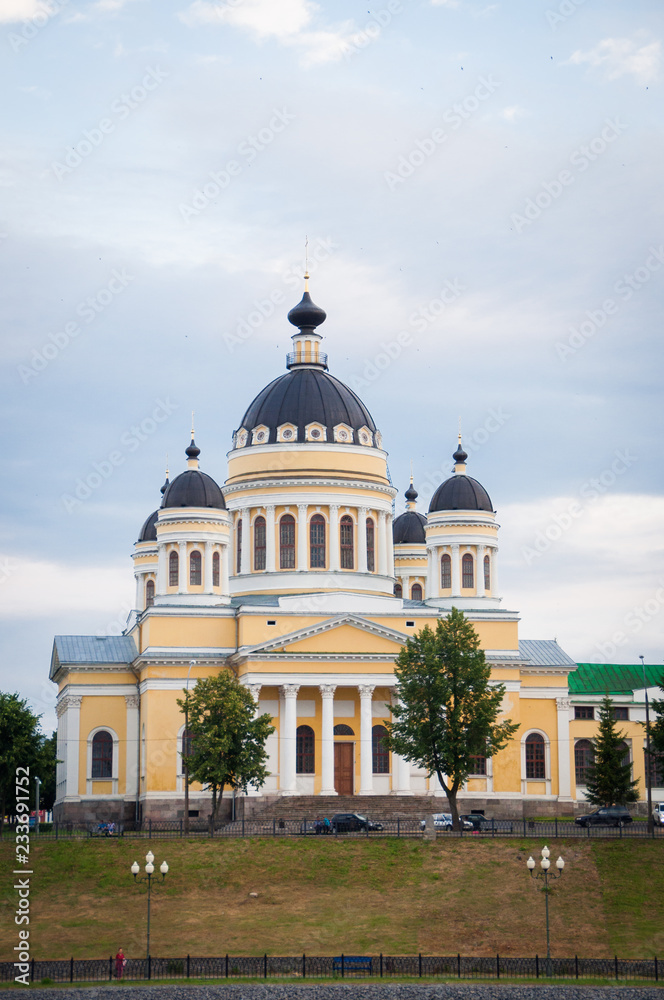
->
[409,459,413,484]
[458,416,462,445]
[191,412,195,438]
[165,454,169,478]
[304,235,310,291]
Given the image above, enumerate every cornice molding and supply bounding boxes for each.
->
[223,477,397,500]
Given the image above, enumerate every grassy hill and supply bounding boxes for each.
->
[1,837,662,961]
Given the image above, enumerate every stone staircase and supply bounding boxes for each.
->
[240,793,445,823]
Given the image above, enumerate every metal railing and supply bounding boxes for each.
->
[2,953,660,984]
[3,817,662,841]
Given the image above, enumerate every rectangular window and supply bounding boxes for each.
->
[613,706,629,721]
[366,519,375,572]
[310,517,326,568]
[254,519,266,571]
[525,737,545,779]
[575,706,594,720]
[279,517,295,569]
[470,755,487,776]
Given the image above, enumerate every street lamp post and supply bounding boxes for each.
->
[639,655,654,834]
[184,660,195,836]
[527,845,564,976]
[130,851,169,959]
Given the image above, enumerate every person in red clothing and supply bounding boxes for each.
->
[115,949,126,979]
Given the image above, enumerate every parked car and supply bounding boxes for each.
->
[653,803,664,826]
[574,806,633,828]
[330,813,383,833]
[419,813,473,831]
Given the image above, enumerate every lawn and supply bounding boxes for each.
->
[1,837,662,961]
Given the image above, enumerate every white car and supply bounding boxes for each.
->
[420,813,474,831]
[653,803,664,826]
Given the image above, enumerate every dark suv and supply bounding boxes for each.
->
[331,813,383,833]
[460,813,514,833]
[574,806,632,828]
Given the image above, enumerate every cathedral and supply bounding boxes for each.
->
[50,279,654,825]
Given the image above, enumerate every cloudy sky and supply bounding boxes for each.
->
[1,0,662,733]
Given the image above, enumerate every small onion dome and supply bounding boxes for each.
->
[404,482,418,503]
[393,510,426,544]
[287,290,327,331]
[162,470,225,509]
[137,509,159,542]
[453,442,468,464]
[429,476,493,513]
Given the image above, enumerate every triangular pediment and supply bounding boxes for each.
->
[234,614,408,660]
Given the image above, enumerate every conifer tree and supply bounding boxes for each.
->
[385,608,519,830]
[584,695,639,808]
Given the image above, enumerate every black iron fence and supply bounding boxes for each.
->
[4,817,663,840]
[1,954,660,984]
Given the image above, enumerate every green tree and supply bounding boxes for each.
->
[385,608,519,830]
[646,675,664,785]
[177,671,275,825]
[584,695,639,808]
[37,732,58,812]
[0,693,48,833]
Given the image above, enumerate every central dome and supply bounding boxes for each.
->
[236,368,377,447]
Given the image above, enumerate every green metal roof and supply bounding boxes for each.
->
[570,662,664,695]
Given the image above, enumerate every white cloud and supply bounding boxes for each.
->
[0,557,132,621]
[568,36,661,86]
[500,105,527,121]
[0,0,54,23]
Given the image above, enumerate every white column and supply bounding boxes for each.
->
[64,695,82,799]
[490,545,499,597]
[245,684,263,797]
[134,573,142,609]
[451,544,461,597]
[378,512,387,575]
[329,505,340,572]
[319,684,337,795]
[265,505,276,573]
[178,540,187,592]
[240,508,251,575]
[204,541,213,592]
[476,545,485,598]
[386,514,395,578]
[426,547,436,598]
[297,505,308,570]
[358,507,368,573]
[221,544,230,595]
[125,694,140,797]
[157,544,167,595]
[556,697,572,799]
[279,684,300,794]
[359,684,375,794]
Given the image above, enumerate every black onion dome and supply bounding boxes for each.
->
[453,442,468,464]
[237,368,377,445]
[393,510,426,544]
[428,476,493,514]
[162,470,226,509]
[404,482,418,502]
[287,290,327,330]
[138,509,159,542]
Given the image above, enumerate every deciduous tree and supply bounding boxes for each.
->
[0,693,51,833]
[178,672,275,825]
[386,608,519,830]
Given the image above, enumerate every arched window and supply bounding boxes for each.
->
[236,518,242,573]
[212,551,220,587]
[254,515,266,571]
[169,550,179,587]
[190,550,202,586]
[280,514,296,569]
[525,733,546,779]
[333,724,354,736]
[372,725,389,773]
[340,515,354,569]
[484,554,490,591]
[575,739,594,785]
[411,583,423,601]
[91,731,113,779]
[441,553,451,589]
[394,583,403,598]
[296,725,315,773]
[462,553,474,588]
[366,518,375,572]
[310,514,326,568]
[145,579,155,607]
